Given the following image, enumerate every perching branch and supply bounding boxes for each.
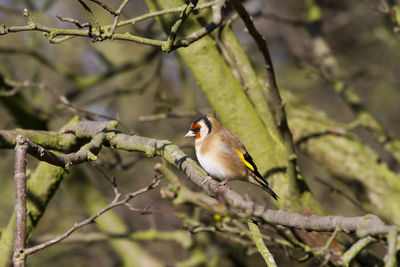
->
[108,0,129,37]
[3,120,396,234]
[110,0,221,28]
[139,110,197,122]
[385,228,398,267]
[56,15,89,28]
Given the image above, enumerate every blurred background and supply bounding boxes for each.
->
[0,0,399,266]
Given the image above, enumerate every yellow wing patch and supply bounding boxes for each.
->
[233,148,255,171]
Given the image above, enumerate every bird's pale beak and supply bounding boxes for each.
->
[184,130,196,138]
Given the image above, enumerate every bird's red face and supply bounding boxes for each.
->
[191,122,201,139]
[185,122,201,139]
[184,116,211,141]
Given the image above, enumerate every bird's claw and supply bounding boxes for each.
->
[201,176,213,186]
[217,179,228,187]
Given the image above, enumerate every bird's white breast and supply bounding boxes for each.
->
[196,149,231,181]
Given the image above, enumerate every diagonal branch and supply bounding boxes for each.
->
[248,221,277,266]
[87,0,117,15]
[162,0,199,52]
[340,236,376,266]
[20,176,161,257]
[108,0,129,37]
[174,0,225,48]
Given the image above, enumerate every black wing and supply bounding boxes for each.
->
[243,152,279,200]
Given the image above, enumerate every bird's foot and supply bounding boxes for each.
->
[217,179,228,187]
[201,176,213,186]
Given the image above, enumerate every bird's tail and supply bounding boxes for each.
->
[248,172,279,200]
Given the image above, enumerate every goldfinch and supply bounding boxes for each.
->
[184,115,278,200]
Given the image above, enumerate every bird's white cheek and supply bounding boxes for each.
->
[196,152,230,180]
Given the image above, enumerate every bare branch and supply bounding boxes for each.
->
[87,0,117,15]
[340,236,376,266]
[2,79,136,134]
[385,228,398,267]
[115,0,222,28]
[0,17,163,46]
[91,163,120,197]
[108,0,129,37]
[248,221,277,267]
[0,0,224,50]
[23,133,104,168]
[162,0,199,53]
[13,135,28,267]
[56,15,89,28]
[139,110,197,122]
[20,176,161,257]
[174,0,225,48]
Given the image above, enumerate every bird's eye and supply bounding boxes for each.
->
[193,127,200,133]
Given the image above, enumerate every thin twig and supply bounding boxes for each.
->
[13,135,28,267]
[385,228,398,267]
[56,15,89,28]
[91,162,120,197]
[57,94,136,135]
[108,0,129,37]
[340,236,376,266]
[77,0,101,33]
[314,177,363,210]
[174,0,225,48]
[322,225,340,251]
[248,221,277,267]
[0,48,78,79]
[0,84,24,97]
[261,12,306,27]
[0,1,223,51]
[162,0,199,53]
[87,0,117,15]
[3,79,136,134]
[20,176,161,257]
[139,110,197,122]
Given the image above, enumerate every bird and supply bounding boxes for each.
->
[184,115,278,200]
